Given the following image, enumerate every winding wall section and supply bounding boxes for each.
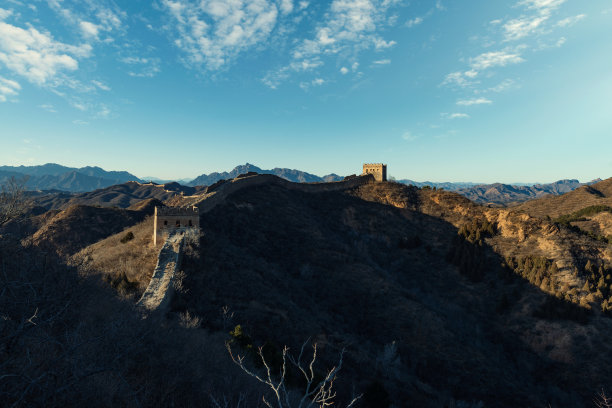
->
[137,232,184,311]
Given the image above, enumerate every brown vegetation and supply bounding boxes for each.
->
[70,216,159,297]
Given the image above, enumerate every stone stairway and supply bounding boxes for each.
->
[137,231,184,312]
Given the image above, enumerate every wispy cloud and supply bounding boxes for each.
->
[456,97,492,106]
[0,75,20,102]
[121,56,161,78]
[0,8,12,20]
[38,103,57,112]
[91,79,110,91]
[406,17,423,28]
[299,77,325,90]
[372,59,391,65]
[402,131,417,141]
[0,21,92,85]
[162,0,281,72]
[470,49,525,70]
[556,14,586,27]
[502,0,571,41]
[442,112,470,119]
[45,0,125,42]
[503,14,548,41]
[264,0,400,88]
[443,48,524,88]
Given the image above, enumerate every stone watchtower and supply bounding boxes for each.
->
[153,206,200,245]
[362,163,387,182]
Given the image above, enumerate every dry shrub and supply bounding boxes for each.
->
[71,216,160,296]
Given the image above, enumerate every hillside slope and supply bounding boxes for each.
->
[517,178,612,219]
[27,205,147,257]
[27,181,198,210]
[176,179,612,407]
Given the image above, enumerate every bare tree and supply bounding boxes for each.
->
[0,176,28,226]
[227,339,361,408]
[595,389,612,408]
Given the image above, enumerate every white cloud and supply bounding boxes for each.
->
[44,0,125,44]
[121,56,161,78]
[442,112,470,119]
[556,14,586,27]
[279,0,293,15]
[374,38,396,49]
[340,66,348,74]
[0,8,13,20]
[298,1,309,10]
[265,0,398,88]
[39,103,57,112]
[502,0,573,41]
[406,17,423,28]
[0,75,20,102]
[0,21,91,85]
[503,15,548,41]
[517,0,566,12]
[91,79,110,91]
[372,59,390,65]
[402,131,417,141]
[80,21,100,39]
[299,77,325,90]
[72,119,89,125]
[96,105,110,118]
[442,71,477,88]
[456,97,492,106]
[444,48,524,88]
[72,102,87,111]
[488,79,516,92]
[162,0,281,71]
[470,49,525,70]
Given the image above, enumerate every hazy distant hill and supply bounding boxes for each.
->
[455,179,586,206]
[0,163,141,192]
[188,163,343,186]
[26,181,202,210]
[397,179,596,205]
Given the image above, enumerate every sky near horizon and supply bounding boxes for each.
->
[0,0,611,183]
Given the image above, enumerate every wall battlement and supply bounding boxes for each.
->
[154,206,199,245]
[362,163,387,182]
[156,207,199,216]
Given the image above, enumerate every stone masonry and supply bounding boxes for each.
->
[153,206,199,246]
[362,163,387,182]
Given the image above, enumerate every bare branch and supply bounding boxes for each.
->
[227,338,361,408]
[0,176,28,226]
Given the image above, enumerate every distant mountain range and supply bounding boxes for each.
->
[449,179,597,206]
[187,163,343,186]
[2,162,604,206]
[0,164,141,192]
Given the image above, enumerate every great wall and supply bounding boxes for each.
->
[138,168,384,312]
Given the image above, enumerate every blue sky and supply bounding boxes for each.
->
[0,0,610,182]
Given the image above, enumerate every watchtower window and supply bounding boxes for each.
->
[188,220,193,227]
[164,220,168,226]
[176,220,180,227]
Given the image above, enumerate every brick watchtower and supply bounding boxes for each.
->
[362,163,387,182]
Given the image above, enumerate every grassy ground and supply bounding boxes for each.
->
[70,216,160,297]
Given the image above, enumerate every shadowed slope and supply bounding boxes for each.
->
[177,180,612,407]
